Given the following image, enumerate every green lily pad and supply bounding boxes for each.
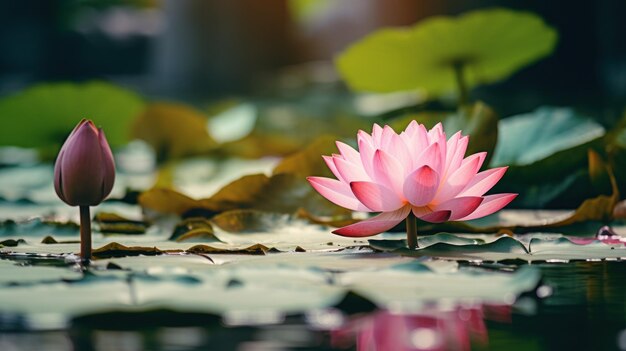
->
[374,234,626,263]
[336,8,557,96]
[0,81,145,154]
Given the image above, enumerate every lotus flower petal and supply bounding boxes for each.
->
[434,152,486,203]
[459,193,518,221]
[419,210,452,223]
[458,167,508,197]
[308,177,369,212]
[350,181,405,212]
[434,196,483,221]
[373,149,405,196]
[336,141,361,165]
[403,165,439,206]
[333,207,411,237]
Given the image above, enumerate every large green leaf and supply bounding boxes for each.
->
[336,8,557,95]
[491,107,605,167]
[0,81,145,154]
[490,107,606,208]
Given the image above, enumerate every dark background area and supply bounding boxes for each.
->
[0,0,624,121]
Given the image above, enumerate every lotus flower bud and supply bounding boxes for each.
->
[54,119,116,206]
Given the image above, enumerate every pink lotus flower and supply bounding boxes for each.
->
[54,119,116,207]
[307,122,516,240]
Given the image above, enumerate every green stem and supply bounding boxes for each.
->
[79,206,92,262]
[453,62,468,107]
[406,212,418,249]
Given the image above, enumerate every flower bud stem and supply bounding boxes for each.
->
[79,206,92,262]
[406,212,418,249]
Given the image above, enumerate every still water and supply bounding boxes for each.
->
[0,261,625,351]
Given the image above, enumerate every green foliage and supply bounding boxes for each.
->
[491,107,606,208]
[0,81,145,154]
[336,8,557,96]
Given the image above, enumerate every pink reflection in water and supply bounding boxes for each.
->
[332,305,511,350]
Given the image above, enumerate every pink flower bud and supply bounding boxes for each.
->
[54,119,116,206]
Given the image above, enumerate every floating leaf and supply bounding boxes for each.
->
[336,8,557,96]
[131,102,217,162]
[0,81,144,153]
[373,234,626,262]
[170,217,216,241]
[0,238,26,247]
[92,242,181,259]
[211,210,292,233]
[94,212,147,235]
[186,244,271,255]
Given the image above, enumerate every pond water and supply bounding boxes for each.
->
[1,261,624,351]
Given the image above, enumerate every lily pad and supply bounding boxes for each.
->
[0,81,145,154]
[336,8,557,96]
[373,234,626,263]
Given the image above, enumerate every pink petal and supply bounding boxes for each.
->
[307,177,369,211]
[403,165,440,206]
[97,128,116,200]
[350,181,405,212]
[334,156,370,183]
[373,149,405,196]
[401,122,429,161]
[404,120,419,135]
[382,126,411,168]
[463,152,487,172]
[418,210,452,223]
[358,137,377,179]
[414,142,443,176]
[458,193,518,221]
[444,135,469,178]
[458,167,508,197]
[427,122,444,143]
[336,141,361,165]
[372,124,383,146]
[332,206,410,237]
[443,131,462,174]
[433,196,483,221]
[433,152,485,203]
[323,155,343,181]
